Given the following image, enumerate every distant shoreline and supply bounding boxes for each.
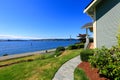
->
[0,39,78,42]
[0,48,56,61]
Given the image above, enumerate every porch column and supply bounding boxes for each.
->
[84,28,89,49]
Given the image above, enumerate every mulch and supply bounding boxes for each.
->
[78,62,109,80]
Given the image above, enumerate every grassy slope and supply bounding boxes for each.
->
[0,49,81,80]
[74,68,89,80]
[0,52,54,66]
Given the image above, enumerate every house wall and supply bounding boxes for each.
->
[95,0,120,48]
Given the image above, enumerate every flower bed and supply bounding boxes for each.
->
[78,62,109,80]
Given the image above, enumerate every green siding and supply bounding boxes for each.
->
[96,0,120,48]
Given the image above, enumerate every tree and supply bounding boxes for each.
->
[77,34,86,43]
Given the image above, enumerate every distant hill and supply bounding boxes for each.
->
[31,38,78,41]
[0,39,78,42]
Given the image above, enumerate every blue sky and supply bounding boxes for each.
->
[0,0,92,39]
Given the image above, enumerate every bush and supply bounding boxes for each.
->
[89,46,120,79]
[88,29,120,79]
[55,46,65,53]
[67,43,84,50]
[67,45,78,50]
[89,47,111,68]
[55,46,65,56]
[80,49,94,62]
[75,43,84,49]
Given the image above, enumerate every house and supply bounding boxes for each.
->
[84,0,120,48]
[81,22,94,49]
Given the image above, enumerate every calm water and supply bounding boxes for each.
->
[0,40,78,56]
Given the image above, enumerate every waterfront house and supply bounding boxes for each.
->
[81,22,93,49]
[84,0,120,48]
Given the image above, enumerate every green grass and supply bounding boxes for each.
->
[74,68,89,80]
[0,49,81,80]
[0,52,55,66]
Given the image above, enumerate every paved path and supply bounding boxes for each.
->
[53,55,82,80]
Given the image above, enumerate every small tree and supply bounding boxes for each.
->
[77,34,86,43]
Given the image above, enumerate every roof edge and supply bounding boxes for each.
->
[84,0,98,13]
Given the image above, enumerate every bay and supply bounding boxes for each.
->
[0,40,78,56]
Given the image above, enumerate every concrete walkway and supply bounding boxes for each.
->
[53,55,82,80]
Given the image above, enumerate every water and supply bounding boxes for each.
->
[0,40,78,56]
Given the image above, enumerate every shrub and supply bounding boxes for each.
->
[55,46,65,53]
[55,46,65,56]
[89,28,120,79]
[89,47,110,68]
[80,49,94,62]
[89,46,120,79]
[67,45,78,50]
[67,43,84,50]
[75,43,84,49]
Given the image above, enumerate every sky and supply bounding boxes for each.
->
[0,0,92,39]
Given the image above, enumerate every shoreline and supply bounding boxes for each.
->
[0,48,56,61]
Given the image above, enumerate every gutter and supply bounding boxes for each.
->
[84,0,102,13]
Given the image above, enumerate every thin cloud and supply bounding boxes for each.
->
[0,35,41,40]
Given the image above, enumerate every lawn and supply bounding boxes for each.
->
[74,67,89,80]
[0,49,81,80]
